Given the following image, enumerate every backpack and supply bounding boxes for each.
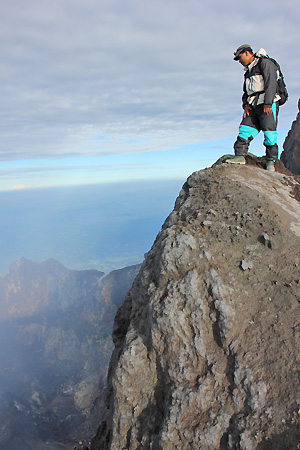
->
[256,49,288,106]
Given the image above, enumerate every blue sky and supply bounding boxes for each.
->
[0,132,291,190]
[0,139,232,190]
[0,0,299,191]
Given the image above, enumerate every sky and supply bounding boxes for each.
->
[0,0,299,191]
[0,180,183,274]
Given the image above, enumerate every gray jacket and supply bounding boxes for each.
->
[242,57,281,108]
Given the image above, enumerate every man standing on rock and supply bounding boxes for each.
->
[228,44,282,172]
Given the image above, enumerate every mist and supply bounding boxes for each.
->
[0,256,143,449]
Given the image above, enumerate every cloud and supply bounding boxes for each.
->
[0,0,299,167]
[9,185,27,191]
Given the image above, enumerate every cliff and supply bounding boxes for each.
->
[91,157,300,450]
[280,98,300,175]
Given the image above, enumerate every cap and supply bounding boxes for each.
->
[233,44,253,61]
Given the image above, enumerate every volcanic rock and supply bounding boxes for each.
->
[281,98,300,174]
[91,158,300,450]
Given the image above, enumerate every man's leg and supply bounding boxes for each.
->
[233,108,260,155]
[260,102,279,161]
[227,108,260,164]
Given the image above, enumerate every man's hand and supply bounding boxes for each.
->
[264,106,272,115]
[243,105,251,118]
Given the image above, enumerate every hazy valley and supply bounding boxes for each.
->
[0,258,141,450]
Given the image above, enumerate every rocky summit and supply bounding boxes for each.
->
[91,157,300,450]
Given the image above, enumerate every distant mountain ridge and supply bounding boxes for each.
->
[0,257,105,322]
[0,258,141,450]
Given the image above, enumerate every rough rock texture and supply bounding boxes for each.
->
[91,158,300,450]
[281,98,300,174]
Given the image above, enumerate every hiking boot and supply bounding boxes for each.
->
[225,155,246,165]
[266,160,275,172]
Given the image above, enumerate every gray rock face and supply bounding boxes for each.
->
[280,99,300,174]
[91,163,300,450]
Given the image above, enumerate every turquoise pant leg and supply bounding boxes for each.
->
[263,103,278,146]
[234,102,279,157]
[238,125,259,140]
[263,130,277,146]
